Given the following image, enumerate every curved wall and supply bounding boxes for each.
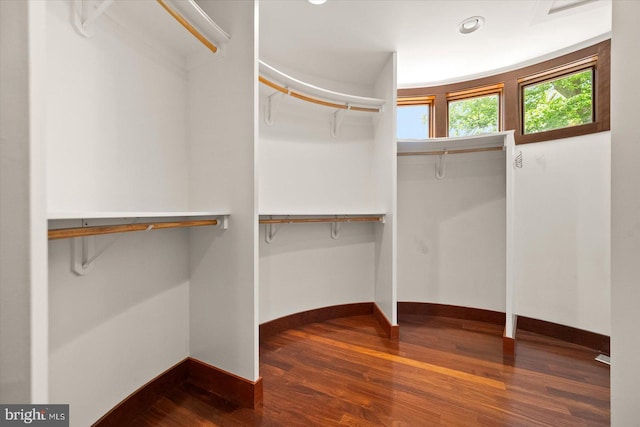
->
[258,56,396,324]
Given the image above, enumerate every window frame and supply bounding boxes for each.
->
[518,55,600,144]
[397,39,610,145]
[446,83,504,137]
[397,95,435,139]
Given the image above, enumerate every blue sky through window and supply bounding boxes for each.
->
[397,105,429,139]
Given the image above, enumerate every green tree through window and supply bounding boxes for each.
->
[523,69,593,134]
[448,94,499,137]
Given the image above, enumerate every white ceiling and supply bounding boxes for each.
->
[259,0,612,88]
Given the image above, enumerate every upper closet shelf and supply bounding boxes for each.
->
[72,0,230,55]
[397,131,512,156]
[259,60,385,114]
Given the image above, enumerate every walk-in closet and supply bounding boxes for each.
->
[2,0,635,425]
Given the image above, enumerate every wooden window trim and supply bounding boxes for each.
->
[447,84,504,136]
[397,95,435,138]
[447,83,504,101]
[520,65,595,137]
[398,39,610,144]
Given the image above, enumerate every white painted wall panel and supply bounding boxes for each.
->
[514,133,610,335]
[372,54,398,324]
[257,62,394,324]
[1,0,32,403]
[46,0,189,213]
[611,2,640,424]
[259,103,378,214]
[397,151,507,312]
[398,131,610,335]
[48,231,190,426]
[259,224,375,323]
[45,1,193,423]
[188,0,258,381]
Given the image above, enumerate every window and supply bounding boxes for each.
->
[397,39,609,144]
[447,84,503,137]
[521,63,594,135]
[397,96,434,139]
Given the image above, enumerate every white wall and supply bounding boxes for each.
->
[188,0,259,381]
[257,62,394,324]
[48,232,190,426]
[259,224,375,323]
[515,132,610,335]
[45,1,193,424]
[397,150,507,312]
[611,1,640,424]
[372,53,398,324]
[0,0,48,404]
[1,0,31,403]
[397,132,611,335]
[45,1,190,213]
[259,103,378,214]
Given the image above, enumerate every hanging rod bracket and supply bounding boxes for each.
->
[265,91,285,126]
[331,106,349,138]
[72,236,96,275]
[265,223,278,244]
[331,222,341,240]
[435,151,448,180]
[218,215,229,230]
[73,0,115,38]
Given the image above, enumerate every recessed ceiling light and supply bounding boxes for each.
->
[458,16,485,34]
[308,0,327,4]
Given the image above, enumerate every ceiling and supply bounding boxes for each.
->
[259,0,612,89]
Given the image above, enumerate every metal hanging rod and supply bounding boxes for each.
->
[259,216,383,225]
[397,146,504,157]
[258,76,380,113]
[48,219,218,240]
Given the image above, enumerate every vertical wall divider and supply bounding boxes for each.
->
[504,131,517,354]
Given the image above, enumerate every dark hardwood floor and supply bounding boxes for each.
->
[133,314,610,426]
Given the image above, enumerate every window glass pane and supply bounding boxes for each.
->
[448,94,499,137]
[397,105,429,139]
[523,68,593,134]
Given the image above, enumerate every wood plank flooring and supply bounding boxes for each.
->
[133,314,610,426]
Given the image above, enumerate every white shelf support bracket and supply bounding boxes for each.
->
[435,151,448,180]
[72,232,124,276]
[72,236,96,276]
[265,91,285,126]
[265,223,277,244]
[73,0,115,38]
[330,222,341,240]
[218,215,229,230]
[331,106,349,138]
